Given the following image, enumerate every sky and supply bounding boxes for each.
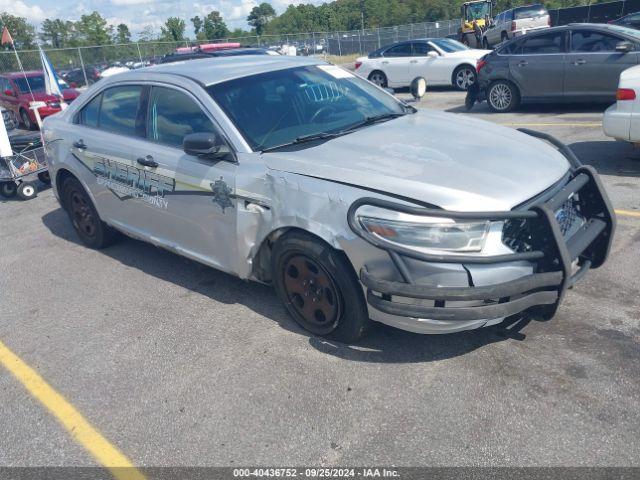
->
[1,0,320,38]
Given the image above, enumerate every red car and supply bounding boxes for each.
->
[0,71,80,130]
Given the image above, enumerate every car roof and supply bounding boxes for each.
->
[5,71,43,78]
[114,54,323,86]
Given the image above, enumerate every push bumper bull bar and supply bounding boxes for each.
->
[347,131,616,322]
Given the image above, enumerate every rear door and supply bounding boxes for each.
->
[564,29,638,100]
[508,30,566,100]
[379,43,412,86]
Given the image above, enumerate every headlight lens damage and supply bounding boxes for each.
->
[359,216,490,253]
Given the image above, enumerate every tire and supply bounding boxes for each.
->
[17,181,37,200]
[483,37,490,49]
[501,32,509,44]
[487,80,520,113]
[368,70,387,88]
[62,177,118,249]
[452,64,477,91]
[20,108,35,131]
[0,181,17,198]
[272,231,370,343]
[37,171,51,184]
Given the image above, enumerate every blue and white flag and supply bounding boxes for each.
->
[38,45,64,100]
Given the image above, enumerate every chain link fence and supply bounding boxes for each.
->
[0,19,460,83]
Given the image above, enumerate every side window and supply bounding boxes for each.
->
[77,93,102,128]
[519,31,564,54]
[412,42,434,56]
[384,44,412,57]
[496,13,504,24]
[98,85,143,137]
[506,10,513,21]
[571,31,624,53]
[147,86,217,148]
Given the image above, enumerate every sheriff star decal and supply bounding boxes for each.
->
[210,177,234,213]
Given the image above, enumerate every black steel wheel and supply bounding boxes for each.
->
[63,177,118,249]
[0,181,17,198]
[272,231,370,342]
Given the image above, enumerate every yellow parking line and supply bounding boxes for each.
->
[0,340,145,480]
[500,122,602,127]
[615,209,640,218]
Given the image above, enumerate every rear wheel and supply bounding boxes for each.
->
[62,177,118,249]
[483,37,490,49]
[368,70,387,88]
[272,231,369,343]
[501,31,509,43]
[0,181,17,198]
[17,181,37,200]
[487,80,520,112]
[453,64,476,91]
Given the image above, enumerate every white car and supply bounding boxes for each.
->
[355,38,490,91]
[603,64,640,143]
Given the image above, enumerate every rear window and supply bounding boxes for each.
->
[513,4,548,20]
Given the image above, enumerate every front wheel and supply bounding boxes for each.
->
[487,80,520,112]
[453,65,476,91]
[272,231,370,343]
[20,109,35,130]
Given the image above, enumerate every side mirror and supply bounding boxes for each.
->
[183,132,231,161]
[616,41,633,53]
[410,76,427,100]
[4,89,14,96]
[427,51,439,58]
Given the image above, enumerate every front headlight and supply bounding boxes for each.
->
[359,216,490,253]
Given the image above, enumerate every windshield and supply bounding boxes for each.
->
[207,65,407,151]
[513,4,548,19]
[608,24,640,39]
[466,2,490,20]
[431,38,470,52]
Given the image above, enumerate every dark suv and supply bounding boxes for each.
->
[468,23,640,112]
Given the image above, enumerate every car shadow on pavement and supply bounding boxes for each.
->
[42,206,534,363]
[569,140,640,177]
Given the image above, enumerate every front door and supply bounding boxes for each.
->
[564,29,638,100]
[508,30,566,100]
[136,84,238,272]
[409,42,449,84]
[380,43,412,86]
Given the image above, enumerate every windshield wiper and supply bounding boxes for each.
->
[261,131,341,152]
[343,112,408,133]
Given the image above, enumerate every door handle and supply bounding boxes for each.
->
[73,139,86,149]
[517,61,528,67]
[381,60,389,64]
[410,60,418,63]
[136,155,158,168]
[573,59,586,66]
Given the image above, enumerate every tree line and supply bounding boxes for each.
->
[0,0,614,51]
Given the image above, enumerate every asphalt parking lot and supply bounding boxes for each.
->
[1,90,639,471]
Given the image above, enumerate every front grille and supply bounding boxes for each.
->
[502,193,585,254]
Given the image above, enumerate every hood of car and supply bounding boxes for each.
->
[264,109,570,212]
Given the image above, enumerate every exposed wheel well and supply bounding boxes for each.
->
[55,168,77,209]
[251,226,349,284]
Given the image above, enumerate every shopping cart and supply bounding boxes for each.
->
[0,133,49,200]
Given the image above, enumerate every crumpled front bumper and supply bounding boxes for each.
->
[347,131,616,327]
